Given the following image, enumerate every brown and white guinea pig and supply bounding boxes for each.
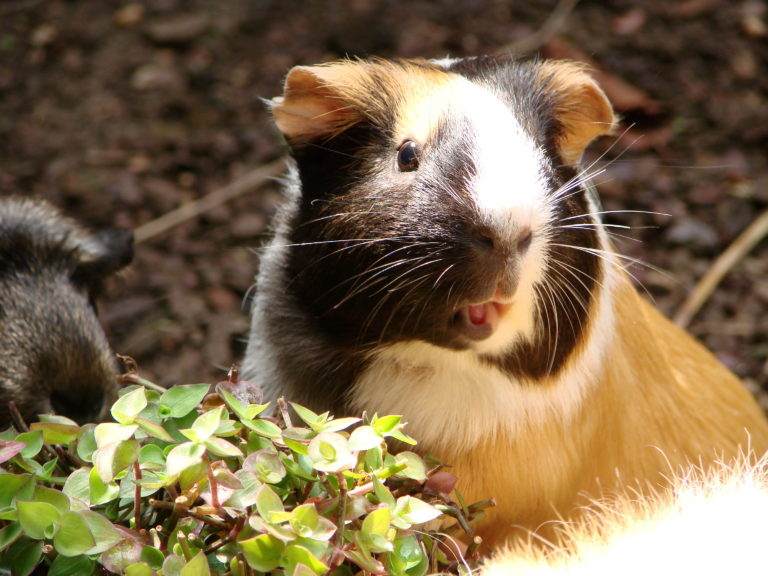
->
[241,56,768,551]
[0,196,133,426]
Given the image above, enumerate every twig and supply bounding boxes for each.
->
[674,208,768,328]
[134,158,286,244]
[498,0,581,55]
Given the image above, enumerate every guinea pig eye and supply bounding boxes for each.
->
[396,140,419,172]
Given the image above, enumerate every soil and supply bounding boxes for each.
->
[2,0,767,405]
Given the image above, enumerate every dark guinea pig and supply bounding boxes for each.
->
[0,196,133,426]
[242,56,768,550]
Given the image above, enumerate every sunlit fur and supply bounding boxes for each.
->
[482,456,768,575]
[243,56,768,554]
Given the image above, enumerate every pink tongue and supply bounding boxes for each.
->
[468,303,490,326]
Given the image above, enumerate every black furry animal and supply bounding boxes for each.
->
[0,196,133,425]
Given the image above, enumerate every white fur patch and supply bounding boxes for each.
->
[482,458,768,575]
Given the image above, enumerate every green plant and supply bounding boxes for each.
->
[0,364,490,575]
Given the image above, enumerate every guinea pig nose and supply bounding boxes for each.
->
[50,388,107,424]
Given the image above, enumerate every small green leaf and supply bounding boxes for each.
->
[226,470,262,508]
[47,554,96,576]
[217,387,270,421]
[318,417,362,433]
[88,466,120,506]
[372,475,395,508]
[111,387,148,425]
[372,414,401,435]
[0,522,22,549]
[62,468,92,505]
[125,563,155,576]
[76,424,97,463]
[16,431,44,459]
[390,535,428,576]
[0,474,34,508]
[180,551,211,576]
[139,443,166,466]
[2,537,43,576]
[239,533,284,572]
[134,417,174,442]
[243,418,282,439]
[29,422,80,445]
[54,512,95,556]
[290,503,319,538]
[255,484,284,520]
[17,501,61,540]
[394,496,441,526]
[158,384,210,418]
[166,442,206,478]
[141,545,166,569]
[393,451,427,481]
[284,544,329,576]
[79,510,123,554]
[182,406,225,443]
[33,486,70,514]
[348,425,383,451]
[290,403,324,430]
[307,432,356,473]
[244,450,286,484]
[94,438,139,484]
[204,436,243,458]
[362,505,391,538]
[94,423,138,449]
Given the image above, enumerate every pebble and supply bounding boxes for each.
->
[665,216,719,250]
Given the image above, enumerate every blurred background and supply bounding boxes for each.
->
[1,0,767,404]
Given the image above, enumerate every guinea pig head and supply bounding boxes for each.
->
[271,57,615,377]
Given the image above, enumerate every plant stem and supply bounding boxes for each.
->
[335,472,348,549]
[134,461,142,532]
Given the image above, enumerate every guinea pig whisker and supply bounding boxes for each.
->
[303,140,368,161]
[544,265,588,334]
[433,263,457,289]
[550,167,607,203]
[558,209,671,223]
[533,282,560,376]
[331,245,446,308]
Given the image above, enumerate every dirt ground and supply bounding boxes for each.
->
[2,0,767,406]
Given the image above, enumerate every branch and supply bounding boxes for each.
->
[674,208,768,328]
[134,158,286,244]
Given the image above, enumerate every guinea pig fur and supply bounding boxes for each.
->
[0,196,133,426]
[481,456,768,575]
[242,56,768,551]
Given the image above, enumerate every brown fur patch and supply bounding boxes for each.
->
[538,61,616,164]
[272,59,455,145]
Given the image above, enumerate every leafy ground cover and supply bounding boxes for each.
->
[0,364,490,575]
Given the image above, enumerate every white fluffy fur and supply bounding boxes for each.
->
[482,458,768,575]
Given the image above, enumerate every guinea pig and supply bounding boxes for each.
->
[241,56,768,551]
[0,196,133,426]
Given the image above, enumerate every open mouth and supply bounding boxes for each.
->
[453,301,512,341]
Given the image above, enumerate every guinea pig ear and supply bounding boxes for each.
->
[541,61,616,165]
[271,64,365,145]
[74,228,134,281]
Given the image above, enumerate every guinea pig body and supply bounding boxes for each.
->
[242,56,768,550]
[0,196,133,425]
